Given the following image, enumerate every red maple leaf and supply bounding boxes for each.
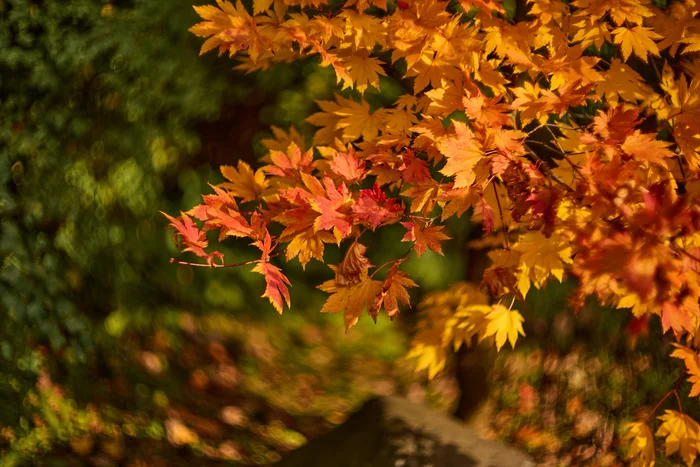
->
[474,197,495,235]
[399,149,431,184]
[352,183,403,229]
[162,211,223,266]
[252,231,291,314]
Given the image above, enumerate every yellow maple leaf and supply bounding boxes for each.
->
[338,9,387,50]
[220,161,267,203]
[333,98,388,142]
[343,50,387,93]
[307,95,388,144]
[285,230,335,269]
[405,52,462,95]
[596,58,648,104]
[406,326,447,379]
[442,295,490,350]
[681,35,700,55]
[481,304,525,351]
[572,18,612,49]
[514,231,573,297]
[385,107,419,135]
[621,421,656,467]
[252,0,273,14]
[671,344,700,398]
[656,410,700,466]
[613,26,662,63]
[437,121,484,189]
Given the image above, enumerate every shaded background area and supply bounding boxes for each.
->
[0,0,695,466]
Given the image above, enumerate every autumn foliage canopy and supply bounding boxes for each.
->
[164,0,700,464]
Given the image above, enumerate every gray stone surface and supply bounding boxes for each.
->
[277,396,534,467]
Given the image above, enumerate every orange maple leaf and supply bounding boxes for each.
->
[220,160,267,203]
[318,275,383,331]
[310,177,355,242]
[251,231,291,314]
[621,131,675,167]
[437,121,484,189]
[162,211,223,265]
[372,262,417,320]
[401,222,451,258]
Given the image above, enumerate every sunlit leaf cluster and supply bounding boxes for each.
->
[171,0,700,463]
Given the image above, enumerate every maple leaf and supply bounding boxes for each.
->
[613,26,662,63]
[473,196,495,235]
[401,222,451,258]
[671,344,700,398]
[661,300,695,336]
[656,410,700,466]
[162,211,223,265]
[190,1,268,62]
[264,142,314,179]
[437,121,484,189]
[220,160,267,202]
[439,187,478,220]
[191,187,253,241]
[515,231,573,297]
[443,304,490,351]
[402,182,442,215]
[596,59,647,104]
[621,421,655,467]
[329,149,367,182]
[343,49,387,93]
[405,52,462,94]
[335,241,373,286]
[681,35,700,55]
[285,231,334,269]
[593,105,642,142]
[307,95,388,143]
[621,131,675,167]
[406,326,448,379]
[253,0,273,14]
[463,94,513,128]
[372,262,417,320]
[310,177,355,243]
[251,231,291,314]
[352,183,403,230]
[482,304,526,351]
[399,150,431,184]
[318,274,383,331]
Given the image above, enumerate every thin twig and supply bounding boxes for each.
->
[645,373,686,421]
[678,248,700,264]
[677,155,687,182]
[492,182,511,250]
[544,125,586,180]
[674,390,684,415]
[523,144,575,192]
[170,251,283,268]
[371,248,413,278]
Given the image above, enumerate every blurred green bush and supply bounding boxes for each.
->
[0,0,340,450]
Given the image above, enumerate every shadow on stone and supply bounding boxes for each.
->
[277,397,534,467]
